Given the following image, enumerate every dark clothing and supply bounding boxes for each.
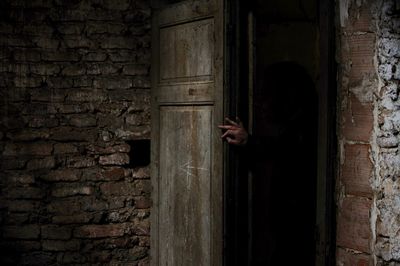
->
[247,108,317,266]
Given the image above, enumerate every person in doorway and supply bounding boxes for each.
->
[219,62,318,266]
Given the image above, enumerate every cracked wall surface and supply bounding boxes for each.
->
[337,0,400,265]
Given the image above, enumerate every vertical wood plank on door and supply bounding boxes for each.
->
[151,1,224,265]
[159,106,212,265]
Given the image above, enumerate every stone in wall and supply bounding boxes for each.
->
[375,0,400,263]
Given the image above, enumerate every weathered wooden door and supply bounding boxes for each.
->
[151,0,224,265]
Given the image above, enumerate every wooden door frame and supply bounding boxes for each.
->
[150,0,337,265]
[316,0,337,265]
[222,1,252,266]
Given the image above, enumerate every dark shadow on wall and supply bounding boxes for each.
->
[127,139,150,168]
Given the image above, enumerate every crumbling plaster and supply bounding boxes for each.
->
[338,0,400,264]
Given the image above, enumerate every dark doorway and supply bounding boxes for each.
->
[224,0,336,265]
[251,63,317,266]
[252,1,319,265]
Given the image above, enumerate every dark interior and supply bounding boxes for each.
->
[251,1,318,265]
[224,0,321,265]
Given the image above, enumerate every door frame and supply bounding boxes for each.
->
[150,0,337,265]
[223,0,337,265]
[315,0,337,265]
[222,1,252,266]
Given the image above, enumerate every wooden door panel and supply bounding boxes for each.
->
[160,18,214,81]
[159,106,212,265]
[157,1,218,26]
[157,82,214,104]
[151,0,223,265]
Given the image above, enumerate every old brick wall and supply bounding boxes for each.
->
[336,0,400,265]
[0,0,151,265]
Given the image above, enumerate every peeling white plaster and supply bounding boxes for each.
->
[349,76,377,103]
[339,0,351,27]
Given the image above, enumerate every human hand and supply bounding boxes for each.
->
[218,117,249,146]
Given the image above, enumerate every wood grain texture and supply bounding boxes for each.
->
[159,106,212,265]
[151,1,224,265]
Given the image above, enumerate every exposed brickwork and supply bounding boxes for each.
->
[0,0,151,265]
[337,0,400,264]
[341,144,374,198]
[337,197,372,253]
[336,0,377,263]
[337,247,374,266]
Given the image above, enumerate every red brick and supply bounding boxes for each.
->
[60,252,86,264]
[30,64,60,75]
[132,219,150,236]
[41,225,72,240]
[88,251,112,263]
[66,157,96,168]
[337,197,372,253]
[99,153,129,165]
[86,143,130,155]
[6,129,50,141]
[80,198,108,211]
[51,185,93,197]
[28,116,59,128]
[136,180,151,194]
[108,197,126,209]
[67,89,108,102]
[27,157,56,170]
[337,247,373,266]
[13,49,41,62]
[98,167,126,181]
[342,34,376,82]
[42,169,81,182]
[74,223,129,238]
[13,76,42,88]
[2,142,53,156]
[47,199,81,214]
[50,127,98,142]
[7,173,35,184]
[5,200,40,212]
[0,241,41,252]
[4,187,44,199]
[100,180,148,196]
[52,214,92,224]
[100,181,135,196]
[61,64,86,76]
[139,236,150,247]
[342,95,373,142]
[123,64,149,75]
[54,143,79,154]
[68,114,97,127]
[132,167,150,179]
[138,258,150,266]
[42,240,80,251]
[42,51,80,62]
[4,213,30,224]
[342,144,373,197]
[0,158,27,170]
[3,225,40,239]
[344,4,374,32]
[134,196,151,209]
